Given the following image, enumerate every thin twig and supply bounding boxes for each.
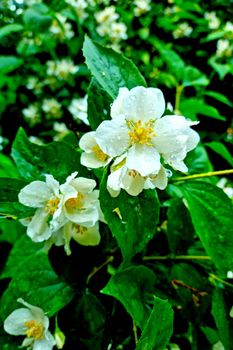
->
[173,169,233,182]
[143,255,211,261]
[86,256,114,284]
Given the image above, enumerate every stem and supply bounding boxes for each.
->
[209,273,233,289]
[132,320,138,345]
[143,255,211,261]
[175,85,184,114]
[86,256,114,284]
[173,169,233,182]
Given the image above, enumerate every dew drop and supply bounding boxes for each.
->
[166,169,173,177]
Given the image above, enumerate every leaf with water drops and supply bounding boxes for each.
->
[179,181,233,274]
[83,36,147,99]
[102,265,156,329]
[99,169,160,262]
[136,297,174,350]
[11,128,88,182]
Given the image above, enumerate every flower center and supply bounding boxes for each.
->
[24,320,44,340]
[45,197,60,215]
[92,145,109,162]
[128,170,138,178]
[66,193,84,209]
[127,119,155,146]
[74,224,88,235]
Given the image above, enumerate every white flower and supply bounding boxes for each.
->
[204,12,220,30]
[22,105,41,127]
[18,175,65,242]
[107,155,168,197]
[4,298,55,350]
[65,0,88,20]
[216,39,233,58]
[224,21,233,39]
[68,96,89,125]
[50,14,74,41]
[51,221,101,255]
[79,131,111,168]
[217,178,233,199]
[134,0,151,17]
[95,86,199,177]
[109,22,128,42]
[95,6,119,24]
[46,59,79,81]
[53,122,69,141]
[60,172,100,227]
[42,99,62,119]
[173,22,193,39]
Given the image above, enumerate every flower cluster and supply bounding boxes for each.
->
[95,6,128,47]
[18,172,103,255]
[134,0,151,17]
[172,22,193,39]
[79,86,200,196]
[68,95,89,125]
[4,298,55,350]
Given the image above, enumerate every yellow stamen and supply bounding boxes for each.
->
[66,193,84,209]
[128,170,138,178]
[45,197,60,215]
[24,320,44,340]
[127,119,155,146]
[74,224,88,235]
[92,145,108,162]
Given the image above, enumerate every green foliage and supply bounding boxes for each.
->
[180,181,233,274]
[83,36,147,99]
[100,170,160,262]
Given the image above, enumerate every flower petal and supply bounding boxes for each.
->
[126,144,161,176]
[33,331,55,350]
[72,177,97,194]
[111,87,129,119]
[81,152,109,168]
[4,308,33,335]
[45,175,60,197]
[107,167,124,197]
[95,118,129,157]
[27,208,52,242]
[79,131,97,152]
[122,169,146,196]
[145,166,168,190]
[122,86,165,122]
[18,182,52,208]
[73,222,101,246]
[65,206,99,227]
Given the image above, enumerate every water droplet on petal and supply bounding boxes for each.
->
[166,169,173,177]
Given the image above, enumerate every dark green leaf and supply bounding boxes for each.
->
[0,56,23,75]
[102,265,156,329]
[205,141,233,167]
[183,66,209,87]
[23,8,52,32]
[11,128,87,182]
[100,170,160,261]
[136,297,174,350]
[179,181,233,274]
[180,98,226,121]
[0,24,23,40]
[83,36,146,99]
[87,78,112,130]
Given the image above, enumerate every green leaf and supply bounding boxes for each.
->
[205,141,233,167]
[212,289,232,350]
[83,36,146,99]
[0,56,23,75]
[0,329,21,350]
[180,98,226,121]
[100,170,160,261]
[179,181,233,274]
[183,66,209,87]
[209,57,232,80]
[0,236,74,324]
[0,24,23,40]
[87,78,112,130]
[11,128,88,182]
[185,145,213,174]
[136,297,174,350]
[0,221,25,244]
[204,91,233,107]
[23,8,52,32]
[167,198,194,254]
[0,154,19,178]
[102,265,156,329]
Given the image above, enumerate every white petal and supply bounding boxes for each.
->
[4,308,33,335]
[72,177,96,193]
[27,208,52,242]
[17,299,45,321]
[122,170,146,196]
[126,144,161,176]
[79,131,97,152]
[145,166,168,190]
[111,87,129,119]
[45,175,60,197]
[122,86,165,122]
[107,168,123,197]
[95,118,129,157]
[80,152,109,168]
[186,128,200,152]
[65,206,99,227]
[33,331,55,350]
[73,222,101,246]
[18,182,52,208]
